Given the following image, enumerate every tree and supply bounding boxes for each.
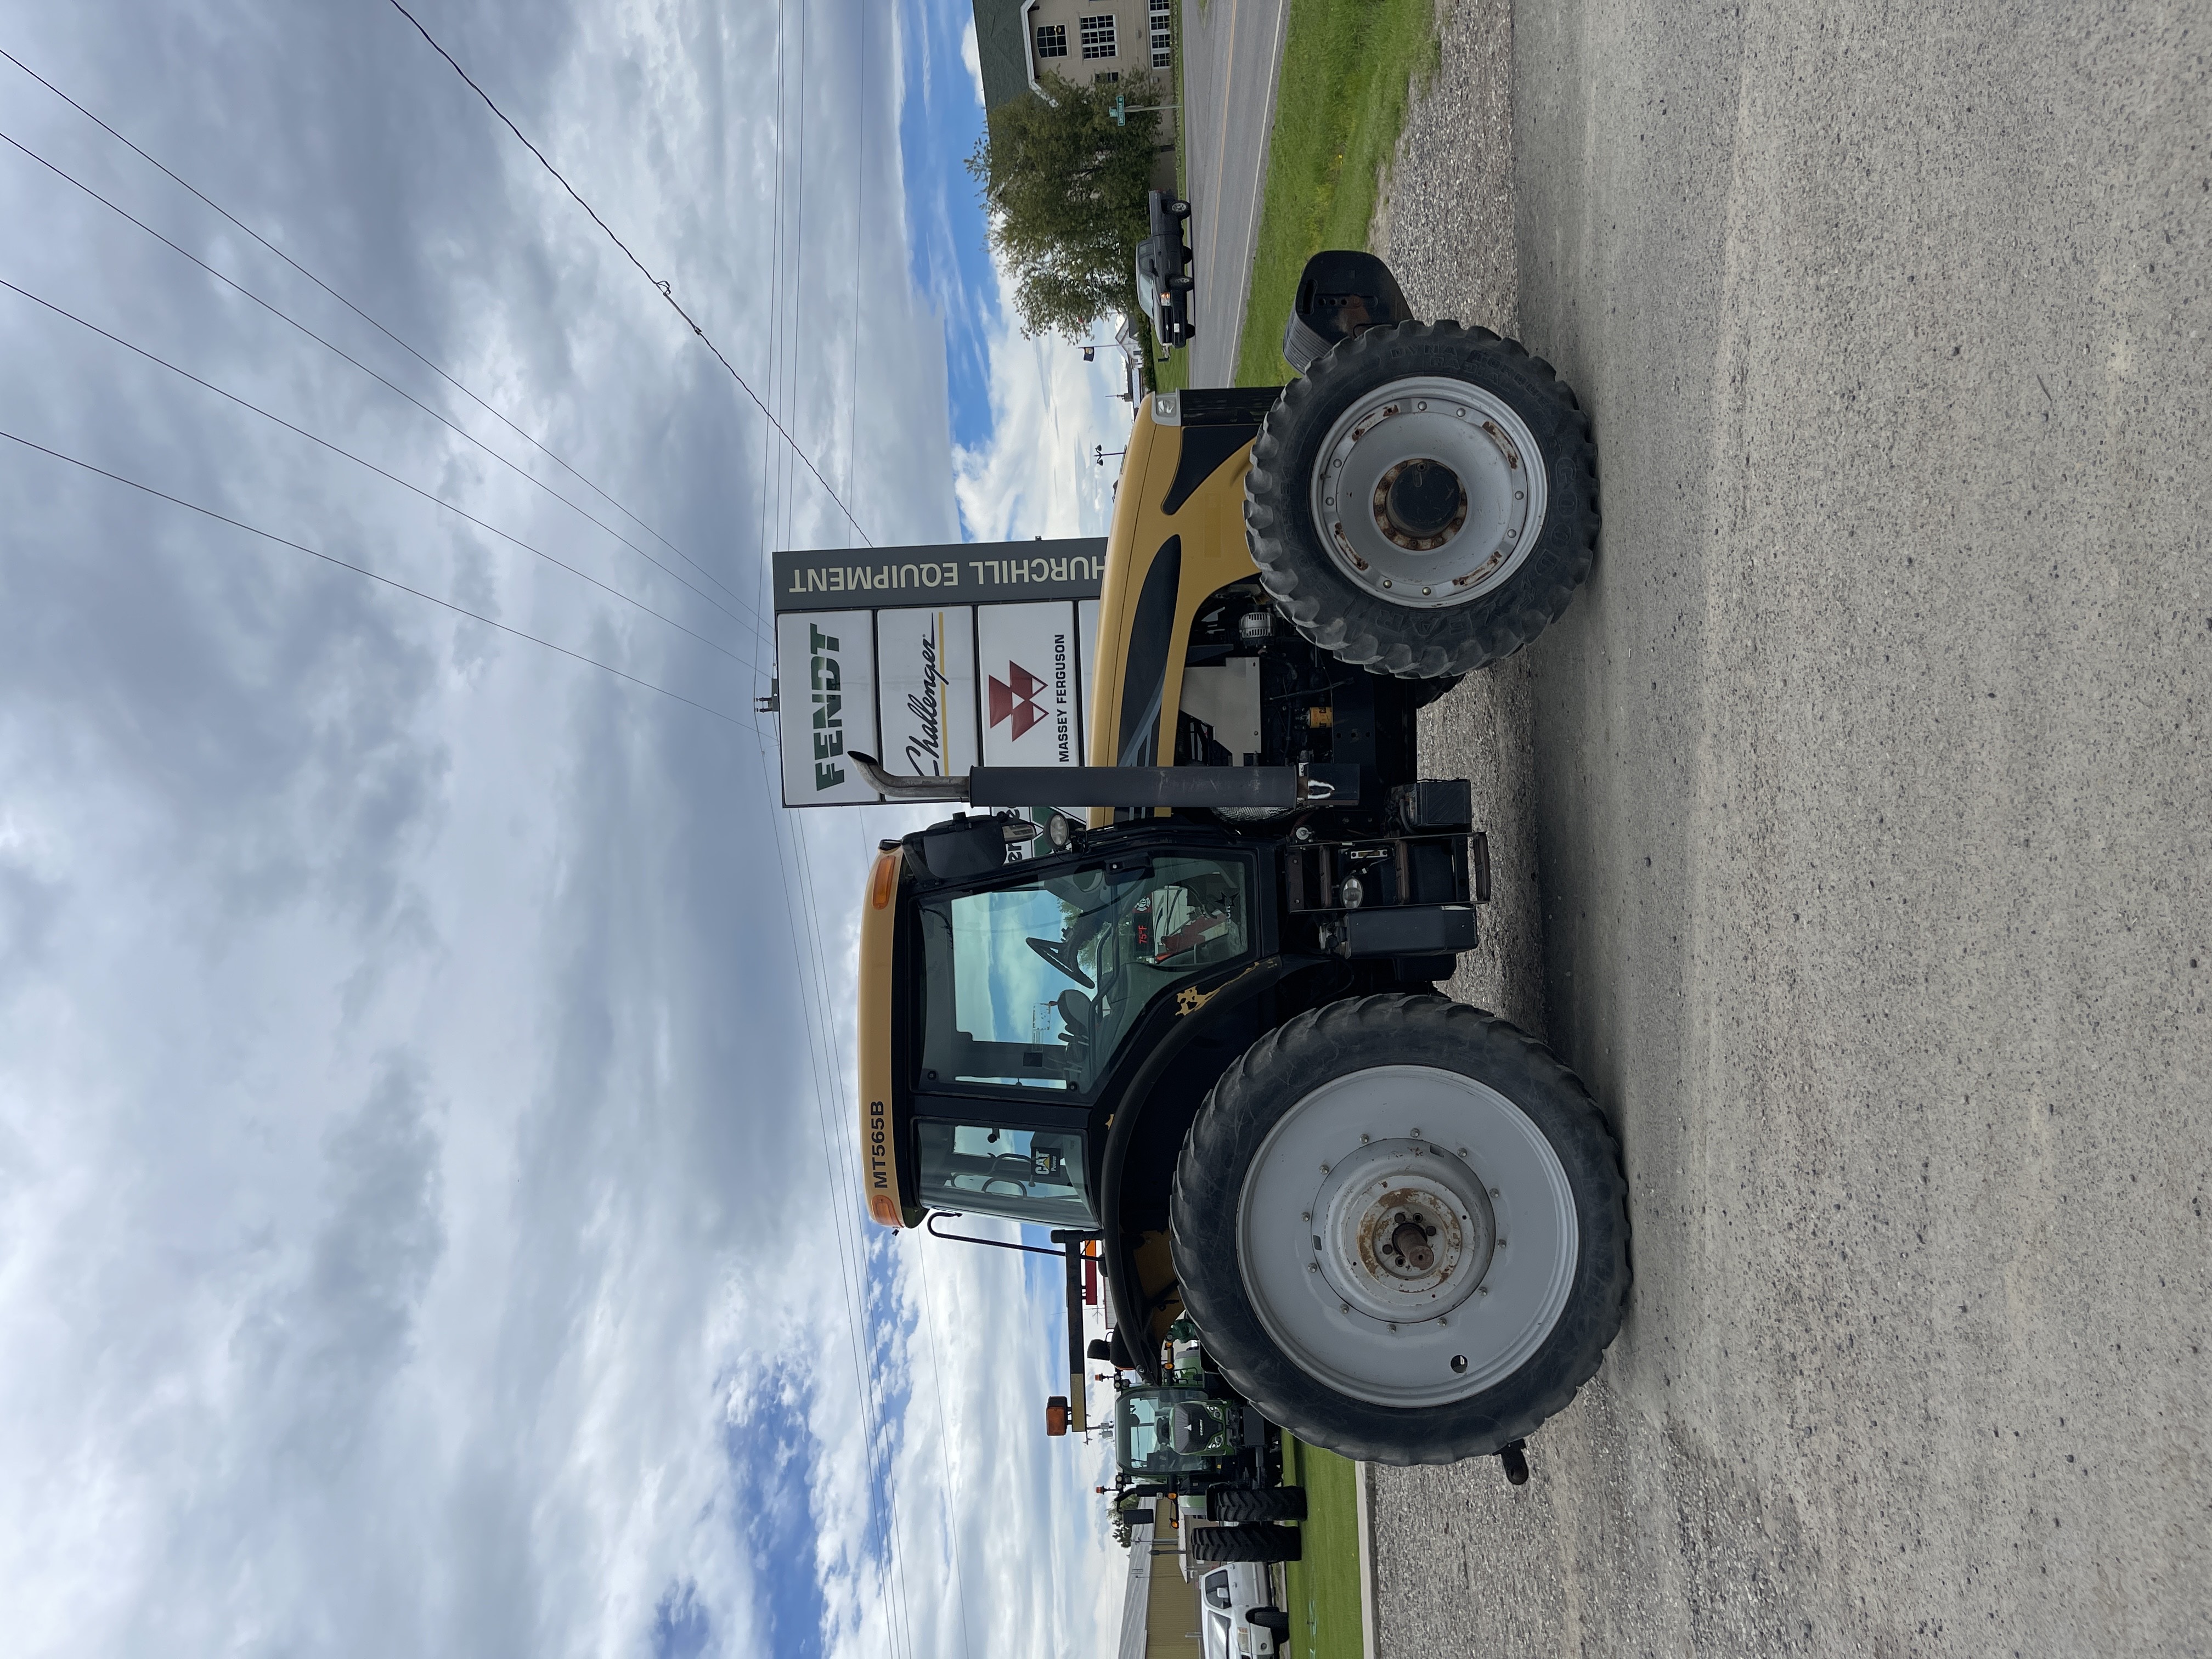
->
[967,73,1164,340]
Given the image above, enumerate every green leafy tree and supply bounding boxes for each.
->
[967,73,1164,340]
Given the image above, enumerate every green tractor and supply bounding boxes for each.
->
[1102,1318,1309,1563]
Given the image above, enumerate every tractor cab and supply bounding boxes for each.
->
[1113,1385,1263,1479]
[858,809,1268,1235]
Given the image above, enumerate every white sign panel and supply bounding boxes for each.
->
[874,606,979,781]
[977,602,1083,768]
[776,612,880,805]
[1077,598,1101,767]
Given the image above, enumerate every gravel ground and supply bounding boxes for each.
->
[1370,0,1519,342]
[1364,0,2211,1653]
[1372,0,1541,1041]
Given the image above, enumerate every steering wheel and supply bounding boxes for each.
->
[1026,934,1095,989]
[991,1159,1057,1194]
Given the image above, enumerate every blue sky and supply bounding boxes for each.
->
[900,0,1000,456]
[0,1,1121,1653]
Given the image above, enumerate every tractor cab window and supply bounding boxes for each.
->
[913,1124,1091,1229]
[1114,1386,1213,1475]
[915,853,1251,1098]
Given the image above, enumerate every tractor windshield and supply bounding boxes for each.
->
[914,853,1251,1097]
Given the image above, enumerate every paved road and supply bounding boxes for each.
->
[1176,0,1286,387]
[1368,0,2212,1652]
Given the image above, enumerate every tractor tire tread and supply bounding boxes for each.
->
[1170,994,1630,1466]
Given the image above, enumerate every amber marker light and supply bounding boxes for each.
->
[869,850,899,910]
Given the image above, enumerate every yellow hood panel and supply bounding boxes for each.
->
[1084,398,1267,826]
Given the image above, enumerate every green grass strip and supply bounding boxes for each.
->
[1278,1437,1367,1659]
[1232,0,1440,386]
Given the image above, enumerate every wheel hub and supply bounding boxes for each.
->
[1314,1139,1494,1325]
[1374,459,1469,550]
[1307,376,1550,608]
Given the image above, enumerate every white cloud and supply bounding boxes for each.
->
[961,14,986,109]
[953,260,1138,543]
[0,0,1127,1655]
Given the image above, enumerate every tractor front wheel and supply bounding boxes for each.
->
[1244,321,1599,678]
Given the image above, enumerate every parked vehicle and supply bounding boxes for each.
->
[846,252,1626,1466]
[1135,190,1195,348]
[1198,1562,1289,1658]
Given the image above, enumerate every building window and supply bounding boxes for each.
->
[1150,0,1173,67]
[1036,22,1068,58]
[1079,14,1117,59]
[1094,70,1120,83]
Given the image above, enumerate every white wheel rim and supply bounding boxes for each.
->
[1306,375,1550,608]
[1235,1065,1578,1408]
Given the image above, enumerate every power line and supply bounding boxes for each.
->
[745,741,917,1659]
[0,44,720,594]
[0,125,768,635]
[383,0,875,548]
[0,427,748,727]
[0,276,760,674]
[742,29,912,1627]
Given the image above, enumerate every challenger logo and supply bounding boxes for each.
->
[988,661,1048,740]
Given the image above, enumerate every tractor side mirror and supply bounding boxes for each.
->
[907,814,1015,881]
[1280,250,1413,374]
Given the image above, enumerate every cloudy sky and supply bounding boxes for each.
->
[0,1,1134,1654]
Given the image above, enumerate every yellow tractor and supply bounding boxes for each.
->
[849,253,1629,1466]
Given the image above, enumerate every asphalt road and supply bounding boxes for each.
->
[1176,0,1286,387]
[1365,0,2212,1652]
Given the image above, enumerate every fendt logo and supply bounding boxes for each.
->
[988,661,1048,740]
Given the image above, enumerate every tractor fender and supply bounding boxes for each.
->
[1100,954,1292,1380]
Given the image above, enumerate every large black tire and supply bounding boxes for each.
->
[1170,994,1630,1465]
[1189,1524,1303,1564]
[1206,1483,1309,1523]
[1249,1607,1291,1634]
[1244,321,1599,678]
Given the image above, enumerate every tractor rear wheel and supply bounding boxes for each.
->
[1244,321,1599,678]
[1189,1524,1303,1564]
[1206,1483,1308,1523]
[1170,994,1630,1465]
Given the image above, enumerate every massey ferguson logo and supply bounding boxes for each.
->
[989,661,1048,740]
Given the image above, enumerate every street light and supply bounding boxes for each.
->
[1094,445,1127,468]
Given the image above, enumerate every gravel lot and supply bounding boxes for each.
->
[1372,1,2211,1653]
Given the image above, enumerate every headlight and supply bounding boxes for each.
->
[1339,875,1365,909]
[1047,812,1077,850]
